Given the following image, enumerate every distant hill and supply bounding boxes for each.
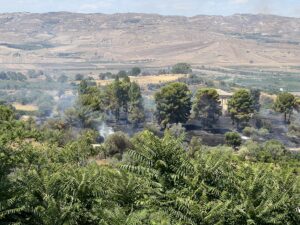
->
[0,12,299,71]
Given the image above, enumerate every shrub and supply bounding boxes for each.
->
[225,132,242,149]
[242,126,255,137]
[104,132,133,157]
[117,70,128,78]
[171,63,192,74]
[167,123,186,138]
[263,140,287,161]
[239,140,261,161]
[258,128,269,137]
[144,123,161,136]
[75,74,84,81]
[130,67,141,76]
[288,124,300,137]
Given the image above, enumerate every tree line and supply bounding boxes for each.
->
[77,76,145,127]
[77,77,299,131]
[154,83,299,128]
[0,71,27,81]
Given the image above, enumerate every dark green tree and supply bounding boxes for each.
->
[128,82,145,126]
[130,67,141,76]
[119,76,131,114]
[273,92,298,123]
[228,89,254,129]
[225,132,242,149]
[75,73,84,81]
[155,82,192,128]
[192,88,222,127]
[64,105,99,128]
[78,80,88,94]
[117,70,128,78]
[105,77,123,120]
[171,63,192,74]
[250,88,261,112]
[79,86,104,112]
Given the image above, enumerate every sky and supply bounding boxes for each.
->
[0,0,299,17]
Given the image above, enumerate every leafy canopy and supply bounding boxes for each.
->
[228,89,254,129]
[192,88,222,127]
[155,82,192,127]
[273,92,298,123]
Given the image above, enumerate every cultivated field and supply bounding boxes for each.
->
[13,103,39,112]
[96,74,186,88]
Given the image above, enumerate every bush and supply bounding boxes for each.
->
[104,132,133,157]
[263,140,286,161]
[0,104,15,121]
[167,123,186,138]
[130,67,141,76]
[258,128,269,137]
[225,132,242,149]
[240,139,288,162]
[243,126,269,140]
[239,140,261,161]
[75,74,84,81]
[171,63,192,74]
[288,124,300,138]
[144,123,161,136]
[117,70,128,78]
[242,126,255,137]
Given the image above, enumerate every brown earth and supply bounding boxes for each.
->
[0,12,299,72]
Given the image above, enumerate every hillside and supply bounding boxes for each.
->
[0,12,300,71]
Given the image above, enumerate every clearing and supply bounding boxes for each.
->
[95,74,186,88]
[13,103,39,112]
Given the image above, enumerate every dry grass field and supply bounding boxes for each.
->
[96,74,186,88]
[13,103,39,112]
[1,13,300,72]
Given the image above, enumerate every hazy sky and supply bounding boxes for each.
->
[0,0,299,17]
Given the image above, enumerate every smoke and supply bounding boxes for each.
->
[254,0,273,15]
[257,1,271,14]
[98,122,114,139]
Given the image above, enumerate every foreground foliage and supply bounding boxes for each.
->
[0,106,299,225]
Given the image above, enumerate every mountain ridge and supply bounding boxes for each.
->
[0,12,299,71]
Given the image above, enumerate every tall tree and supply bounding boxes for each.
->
[192,88,222,127]
[105,77,123,120]
[155,82,192,128]
[228,89,254,129]
[250,88,261,112]
[64,106,92,128]
[79,86,104,112]
[128,82,145,126]
[273,92,298,123]
[119,76,131,114]
[104,76,145,123]
[78,80,88,94]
